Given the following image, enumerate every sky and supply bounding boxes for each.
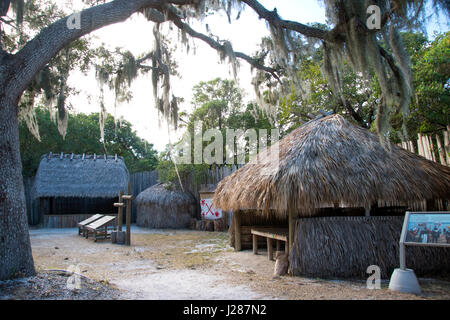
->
[66,0,449,152]
[67,1,327,151]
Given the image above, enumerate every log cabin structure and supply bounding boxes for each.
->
[33,153,129,228]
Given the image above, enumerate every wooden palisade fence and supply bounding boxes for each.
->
[398,126,450,166]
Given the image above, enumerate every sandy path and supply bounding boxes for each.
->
[29,227,273,299]
[29,227,450,300]
[114,270,268,299]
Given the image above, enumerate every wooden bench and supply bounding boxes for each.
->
[251,227,289,261]
[84,215,117,242]
[77,214,104,236]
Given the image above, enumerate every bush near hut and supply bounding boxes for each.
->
[135,183,196,229]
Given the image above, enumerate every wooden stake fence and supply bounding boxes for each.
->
[398,129,449,166]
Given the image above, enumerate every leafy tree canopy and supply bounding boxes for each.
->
[3,0,449,144]
[19,108,159,177]
[158,78,273,186]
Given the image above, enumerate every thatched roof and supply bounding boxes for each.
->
[135,183,196,207]
[33,153,129,199]
[135,183,197,229]
[213,115,450,216]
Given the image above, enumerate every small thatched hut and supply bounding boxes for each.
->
[213,114,450,278]
[135,183,197,229]
[33,153,129,228]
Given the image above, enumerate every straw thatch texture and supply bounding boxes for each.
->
[290,216,450,278]
[33,153,129,199]
[214,115,450,217]
[135,183,196,229]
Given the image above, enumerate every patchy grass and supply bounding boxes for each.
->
[130,231,232,269]
[29,228,450,300]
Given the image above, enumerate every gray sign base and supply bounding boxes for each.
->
[389,268,421,295]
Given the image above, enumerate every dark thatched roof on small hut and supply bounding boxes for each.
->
[214,115,450,216]
[135,183,197,229]
[33,153,129,199]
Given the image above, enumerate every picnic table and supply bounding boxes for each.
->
[84,215,117,242]
[251,227,289,260]
[78,214,103,236]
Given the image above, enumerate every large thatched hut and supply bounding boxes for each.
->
[213,114,450,278]
[33,153,129,228]
[135,183,197,229]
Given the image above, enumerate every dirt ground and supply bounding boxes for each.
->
[4,226,449,300]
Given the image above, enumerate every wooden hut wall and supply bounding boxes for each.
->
[37,197,118,228]
[27,166,239,226]
[312,206,410,217]
[24,176,39,225]
[290,216,450,279]
[130,171,159,222]
[135,184,197,229]
[49,197,116,215]
[228,210,288,249]
[25,171,159,226]
[43,214,97,228]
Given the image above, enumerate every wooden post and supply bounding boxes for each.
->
[426,136,432,161]
[420,134,429,159]
[365,206,371,217]
[267,238,273,261]
[417,134,425,158]
[436,134,446,165]
[408,140,416,154]
[444,129,450,166]
[426,135,432,160]
[234,211,241,251]
[49,197,53,215]
[402,141,408,150]
[126,183,131,246]
[428,135,436,162]
[276,240,280,252]
[39,198,44,226]
[252,234,258,255]
[288,208,294,255]
[118,190,123,231]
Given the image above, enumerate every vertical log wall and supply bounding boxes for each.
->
[397,128,450,166]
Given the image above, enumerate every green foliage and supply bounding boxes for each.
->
[277,31,449,142]
[156,159,210,190]
[19,109,158,177]
[278,54,376,134]
[185,78,271,131]
[408,32,449,135]
[382,31,449,140]
[157,78,273,186]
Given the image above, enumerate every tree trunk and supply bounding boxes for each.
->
[0,97,35,280]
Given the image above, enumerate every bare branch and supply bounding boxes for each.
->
[162,3,281,81]
[6,0,196,102]
[240,0,329,40]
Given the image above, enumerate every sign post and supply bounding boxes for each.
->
[389,211,450,294]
